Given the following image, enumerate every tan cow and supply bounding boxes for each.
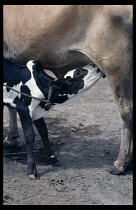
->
[3,5,133,175]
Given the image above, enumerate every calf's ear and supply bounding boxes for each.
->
[49,80,67,89]
[49,81,61,89]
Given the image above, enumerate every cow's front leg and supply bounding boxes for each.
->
[33,117,60,166]
[17,106,37,179]
[3,107,19,147]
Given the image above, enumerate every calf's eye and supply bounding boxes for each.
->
[75,68,83,75]
[91,64,95,68]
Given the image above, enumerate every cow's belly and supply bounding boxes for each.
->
[4,44,91,78]
[41,51,90,71]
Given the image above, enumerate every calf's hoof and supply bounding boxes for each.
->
[3,135,20,148]
[52,161,61,167]
[28,169,38,180]
[49,155,61,167]
[29,174,38,180]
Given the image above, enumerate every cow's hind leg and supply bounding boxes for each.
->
[33,117,60,166]
[3,107,19,147]
[17,106,37,179]
[107,71,133,175]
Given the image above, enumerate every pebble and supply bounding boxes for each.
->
[71,127,77,132]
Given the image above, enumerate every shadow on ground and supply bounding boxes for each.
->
[3,117,121,174]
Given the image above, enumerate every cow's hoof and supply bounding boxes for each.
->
[126,161,133,170]
[107,166,124,175]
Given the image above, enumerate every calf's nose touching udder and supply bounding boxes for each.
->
[58,63,105,105]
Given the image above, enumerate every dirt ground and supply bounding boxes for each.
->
[3,76,133,205]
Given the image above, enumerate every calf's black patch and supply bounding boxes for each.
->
[19,85,32,106]
[32,61,54,99]
[60,68,88,95]
[13,96,19,104]
[3,57,31,88]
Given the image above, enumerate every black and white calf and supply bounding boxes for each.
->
[3,57,103,179]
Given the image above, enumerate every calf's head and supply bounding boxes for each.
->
[50,64,104,105]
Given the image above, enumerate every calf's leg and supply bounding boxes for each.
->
[3,107,19,147]
[33,117,60,166]
[17,106,37,179]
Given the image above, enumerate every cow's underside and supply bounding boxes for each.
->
[3,5,133,176]
[4,6,132,77]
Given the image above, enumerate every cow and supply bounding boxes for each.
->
[3,57,103,179]
[3,5,133,175]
